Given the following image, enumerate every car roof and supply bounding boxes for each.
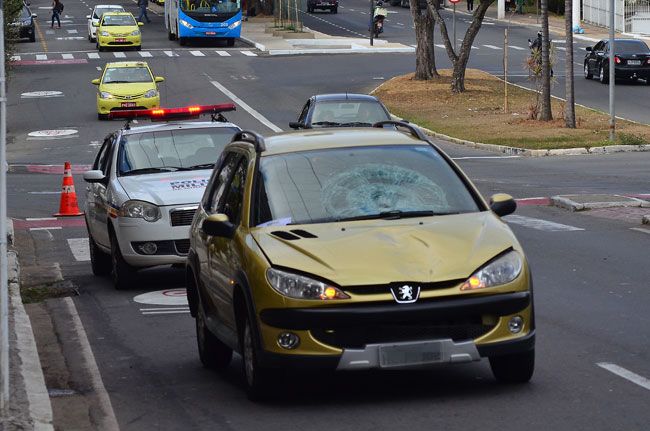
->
[121,121,240,136]
[312,93,380,103]
[104,61,150,68]
[102,11,134,16]
[259,129,428,156]
[94,4,124,8]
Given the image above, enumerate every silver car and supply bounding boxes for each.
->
[83,118,240,289]
[87,4,125,42]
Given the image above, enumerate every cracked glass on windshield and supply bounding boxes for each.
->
[254,145,480,226]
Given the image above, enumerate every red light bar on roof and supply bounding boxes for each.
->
[108,103,236,121]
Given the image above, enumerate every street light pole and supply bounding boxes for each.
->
[608,0,615,141]
[369,0,374,46]
[453,3,456,52]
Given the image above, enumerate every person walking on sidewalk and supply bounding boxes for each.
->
[137,0,152,24]
[467,0,473,11]
[51,0,62,28]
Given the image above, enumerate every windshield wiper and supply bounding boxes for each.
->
[311,121,341,126]
[184,163,215,170]
[103,80,131,84]
[340,122,372,127]
[122,167,184,176]
[336,210,444,222]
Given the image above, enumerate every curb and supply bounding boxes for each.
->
[239,35,267,52]
[266,47,415,55]
[8,251,54,431]
[550,195,650,211]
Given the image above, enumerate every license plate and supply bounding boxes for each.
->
[121,102,136,107]
[115,38,127,43]
[379,341,443,368]
[205,31,216,35]
[628,60,641,65]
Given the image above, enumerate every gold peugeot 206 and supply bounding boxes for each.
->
[186,122,535,399]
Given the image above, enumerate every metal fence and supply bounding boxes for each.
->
[273,0,304,32]
[624,0,650,34]
[583,0,625,32]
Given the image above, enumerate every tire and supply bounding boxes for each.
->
[167,21,176,40]
[646,78,650,86]
[89,233,111,276]
[109,231,136,290]
[489,349,535,383]
[135,45,142,51]
[88,33,92,42]
[226,37,235,47]
[30,32,36,43]
[97,113,108,120]
[240,311,273,401]
[196,297,233,370]
[179,36,187,46]
[97,43,104,52]
[308,6,313,12]
[332,7,337,13]
[599,65,609,84]
[584,62,592,79]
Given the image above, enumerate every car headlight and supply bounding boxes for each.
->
[460,250,523,291]
[228,20,241,30]
[179,19,193,29]
[99,91,113,99]
[100,31,110,37]
[130,29,140,36]
[119,200,161,222]
[266,268,350,300]
[143,89,158,98]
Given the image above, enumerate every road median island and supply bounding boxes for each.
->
[373,69,650,153]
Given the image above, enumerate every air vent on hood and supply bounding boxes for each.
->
[290,229,318,238]
[271,231,301,241]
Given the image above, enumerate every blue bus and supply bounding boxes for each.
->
[165,0,242,46]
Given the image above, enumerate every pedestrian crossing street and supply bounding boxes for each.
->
[10,49,259,63]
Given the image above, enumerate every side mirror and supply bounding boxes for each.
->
[92,22,99,27]
[31,13,37,18]
[83,170,106,184]
[138,22,144,26]
[91,79,100,85]
[289,121,304,129]
[202,214,236,238]
[154,76,165,83]
[585,46,592,52]
[489,193,516,217]
[86,15,91,19]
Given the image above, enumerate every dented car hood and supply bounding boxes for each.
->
[118,170,211,207]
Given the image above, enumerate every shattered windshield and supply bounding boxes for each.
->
[254,145,480,227]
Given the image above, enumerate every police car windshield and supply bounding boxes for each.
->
[103,67,152,84]
[118,127,239,176]
[101,14,136,26]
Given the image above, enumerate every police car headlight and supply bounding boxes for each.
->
[460,251,523,291]
[119,200,161,222]
[130,29,140,36]
[228,20,241,30]
[266,268,349,300]
[100,30,110,37]
[143,89,158,98]
[179,19,193,29]
[99,91,114,99]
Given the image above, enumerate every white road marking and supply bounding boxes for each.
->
[503,215,584,232]
[435,44,445,49]
[67,29,78,34]
[452,156,521,160]
[630,227,650,235]
[26,217,57,221]
[28,191,60,195]
[56,37,85,40]
[67,238,90,262]
[483,22,495,25]
[163,50,176,57]
[96,66,102,71]
[240,50,257,56]
[142,310,190,315]
[139,307,190,311]
[113,52,126,58]
[483,44,503,50]
[597,363,650,391]
[509,45,525,50]
[134,289,188,306]
[10,55,21,61]
[557,46,566,51]
[88,52,100,59]
[61,53,74,59]
[36,54,48,61]
[21,91,64,99]
[209,80,283,132]
[30,227,62,231]
[215,50,231,56]
[138,51,152,57]
[190,50,205,56]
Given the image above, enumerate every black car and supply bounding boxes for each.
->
[584,38,650,84]
[11,3,36,43]
[289,94,392,129]
[307,0,338,13]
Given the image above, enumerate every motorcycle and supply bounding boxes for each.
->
[372,4,387,37]
[528,35,554,77]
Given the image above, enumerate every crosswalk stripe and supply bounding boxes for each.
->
[138,51,153,57]
[36,54,48,60]
[509,45,525,50]
[557,46,566,51]
[190,50,205,56]
[435,44,445,49]
[67,29,78,34]
[163,50,176,57]
[113,52,126,58]
[10,55,21,61]
[61,53,74,59]
[87,52,100,59]
[483,44,503,50]
[503,215,584,232]
[240,50,257,57]
[215,50,231,56]
[67,238,90,262]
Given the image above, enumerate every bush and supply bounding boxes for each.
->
[619,133,649,146]
[4,0,25,69]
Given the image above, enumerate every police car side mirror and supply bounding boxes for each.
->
[83,170,107,184]
[489,193,516,217]
[585,46,592,52]
[91,79,100,85]
[202,214,236,238]
[154,76,165,83]
[31,13,37,18]
[289,121,304,129]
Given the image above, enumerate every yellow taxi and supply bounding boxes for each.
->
[91,61,164,120]
[94,12,143,51]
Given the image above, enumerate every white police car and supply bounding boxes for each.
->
[83,104,240,289]
[86,4,125,42]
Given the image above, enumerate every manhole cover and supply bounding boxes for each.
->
[133,289,188,306]
[21,91,64,99]
[27,129,78,139]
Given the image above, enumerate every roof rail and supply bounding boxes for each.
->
[232,130,266,153]
[372,120,429,142]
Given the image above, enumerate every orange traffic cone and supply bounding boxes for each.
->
[53,161,84,217]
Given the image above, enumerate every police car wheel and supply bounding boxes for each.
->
[89,234,111,276]
[110,231,136,290]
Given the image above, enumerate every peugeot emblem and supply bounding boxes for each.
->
[390,284,420,304]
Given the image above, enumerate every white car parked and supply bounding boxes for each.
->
[83,104,239,289]
[87,4,125,42]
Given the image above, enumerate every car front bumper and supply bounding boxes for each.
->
[97,34,141,47]
[97,95,159,114]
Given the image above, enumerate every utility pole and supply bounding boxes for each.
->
[504,28,509,113]
[608,0,615,141]
[370,0,374,46]
[0,0,11,413]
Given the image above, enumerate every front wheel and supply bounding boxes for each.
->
[226,37,235,47]
[489,349,535,383]
[97,113,108,120]
[600,65,609,84]
[30,32,36,43]
[240,312,273,401]
[179,36,187,46]
[135,45,141,51]
[89,234,111,276]
[584,62,592,79]
[332,6,337,13]
[110,232,136,290]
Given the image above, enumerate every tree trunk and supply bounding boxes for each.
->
[411,0,438,79]
[539,0,553,120]
[564,0,576,127]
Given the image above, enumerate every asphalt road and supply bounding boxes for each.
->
[6,0,650,429]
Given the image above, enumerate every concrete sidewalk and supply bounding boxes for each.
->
[240,16,415,55]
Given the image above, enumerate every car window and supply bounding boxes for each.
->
[311,101,390,126]
[101,14,136,26]
[593,41,604,52]
[181,0,241,14]
[117,127,238,176]
[220,158,248,225]
[94,134,114,175]
[206,153,240,214]
[616,40,650,54]
[102,67,153,84]
[21,6,31,20]
[254,145,480,226]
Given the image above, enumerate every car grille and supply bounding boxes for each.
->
[113,93,145,100]
[311,318,496,349]
[344,280,464,295]
[174,239,190,255]
[170,208,197,226]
